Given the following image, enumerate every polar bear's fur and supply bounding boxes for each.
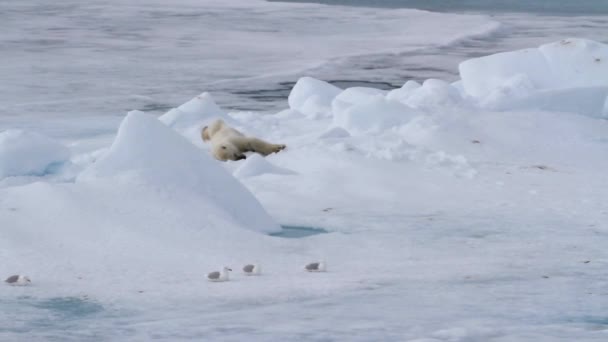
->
[201,119,286,161]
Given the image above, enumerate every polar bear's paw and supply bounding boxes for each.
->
[271,144,287,153]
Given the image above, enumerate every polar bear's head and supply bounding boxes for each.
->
[212,143,247,161]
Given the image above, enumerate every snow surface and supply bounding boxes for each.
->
[233,154,296,179]
[2,13,608,341]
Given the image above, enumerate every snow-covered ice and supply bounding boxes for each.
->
[2,1,608,339]
[159,92,233,130]
[460,38,608,117]
[288,76,343,118]
[333,96,418,135]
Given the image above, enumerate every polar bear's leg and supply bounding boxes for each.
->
[250,138,286,156]
[235,137,286,156]
[201,126,211,141]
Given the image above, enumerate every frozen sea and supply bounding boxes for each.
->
[2,0,608,341]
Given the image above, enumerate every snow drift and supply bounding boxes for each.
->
[79,110,280,234]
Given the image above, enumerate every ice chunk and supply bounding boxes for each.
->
[459,39,608,116]
[539,38,608,88]
[79,110,280,233]
[490,86,608,117]
[404,79,463,110]
[0,130,70,179]
[333,97,418,135]
[479,73,537,109]
[331,86,418,134]
[459,47,550,98]
[386,80,421,102]
[331,87,386,115]
[159,92,233,129]
[288,77,342,118]
[459,38,608,99]
[233,154,295,178]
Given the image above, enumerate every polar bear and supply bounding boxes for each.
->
[201,119,286,161]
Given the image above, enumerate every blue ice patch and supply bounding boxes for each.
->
[30,296,104,319]
[270,225,329,238]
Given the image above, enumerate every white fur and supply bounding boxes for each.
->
[202,120,285,161]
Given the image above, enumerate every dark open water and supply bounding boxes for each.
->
[272,0,608,15]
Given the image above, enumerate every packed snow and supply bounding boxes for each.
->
[2,22,608,342]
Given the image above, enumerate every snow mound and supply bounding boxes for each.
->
[333,97,418,135]
[0,129,70,179]
[233,154,295,178]
[331,87,387,115]
[459,47,551,99]
[402,79,464,110]
[459,38,608,116]
[159,92,233,130]
[288,77,342,118]
[79,110,280,233]
[386,80,421,103]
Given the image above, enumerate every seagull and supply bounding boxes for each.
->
[5,275,31,286]
[207,267,232,282]
[305,261,327,272]
[243,264,261,276]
